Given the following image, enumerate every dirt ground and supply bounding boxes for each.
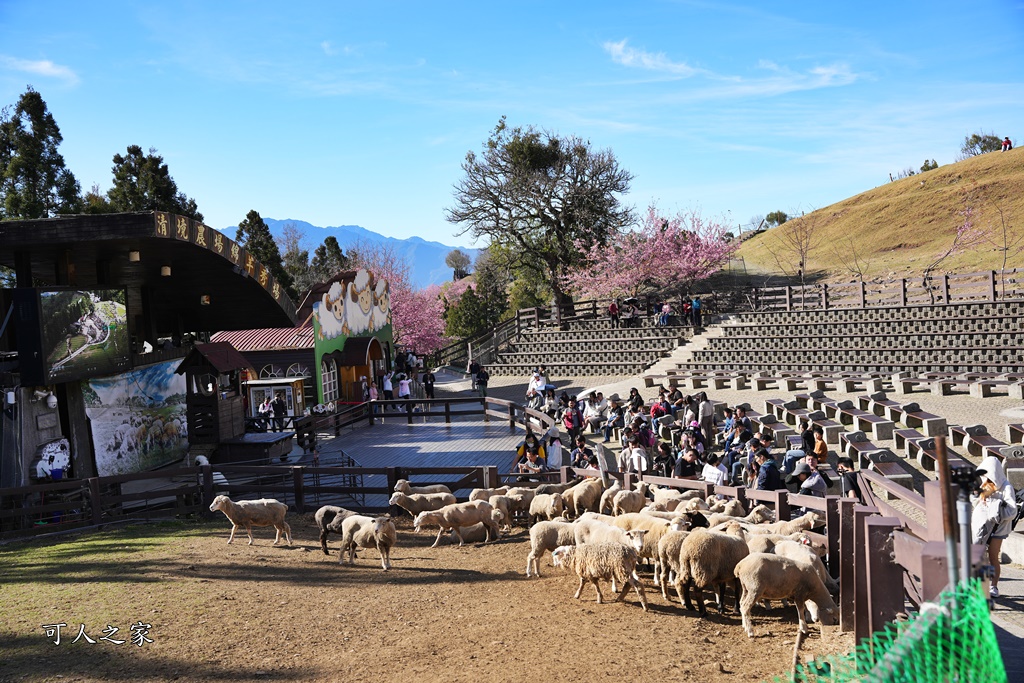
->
[0,514,853,683]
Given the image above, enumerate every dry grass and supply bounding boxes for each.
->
[738,148,1024,282]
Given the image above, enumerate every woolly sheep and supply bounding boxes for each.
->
[315,504,359,555]
[469,486,509,502]
[535,477,583,496]
[414,500,499,547]
[598,479,622,515]
[525,520,579,577]
[551,541,649,610]
[209,495,292,546]
[773,540,839,594]
[488,494,513,533]
[705,503,775,528]
[656,524,692,601]
[393,479,453,496]
[734,553,839,637]
[741,510,825,536]
[573,516,632,546]
[677,524,750,616]
[529,492,565,524]
[613,512,709,585]
[339,514,397,570]
[612,482,650,516]
[389,491,457,517]
[707,498,747,516]
[565,477,604,517]
[744,531,819,555]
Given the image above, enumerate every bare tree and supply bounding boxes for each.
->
[830,234,867,281]
[921,189,984,303]
[761,208,822,291]
[978,194,1021,298]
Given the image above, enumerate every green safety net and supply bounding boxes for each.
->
[773,580,1006,683]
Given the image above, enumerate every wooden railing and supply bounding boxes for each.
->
[751,268,1024,311]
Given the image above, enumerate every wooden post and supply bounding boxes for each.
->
[406,401,413,425]
[560,466,572,484]
[386,467,401,515]
[825,495,841,581]
[853,504,878,641]
[859,281,866,308]
[484,466,499,488]
[989,270,997,301]
[899,279,907,307]
[785,287,792,312]
[88,477,102,525]
[941,274,950,304]
[508,404,515,429]
[444,400,452,424]
[822,283,829,310]
[922,481,947,542]
[482,397,489,423]
[772,489,790,521]
[838,498,856,631]
[733,487,747,508]
[292,467,305,514]
[201,464,214,514]
[865,517,903,635]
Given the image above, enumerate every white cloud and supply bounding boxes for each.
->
[602,40,702,77]
[0,56,79,85]
[321,41,337,56]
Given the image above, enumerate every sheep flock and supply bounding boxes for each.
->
[207,477,840,656]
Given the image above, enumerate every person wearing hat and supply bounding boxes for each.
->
[971,455,1018,597]
[754,448,783,491]
[584,393,607,434]
[787,461,826,498]
[527,371,545,395]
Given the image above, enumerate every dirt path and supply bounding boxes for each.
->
[0,515,852,683]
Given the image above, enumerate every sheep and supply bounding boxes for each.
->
[529,492,565,524]
[573,516,632,546]
[315,504,359,555]
[649,484,704,510]
[656,522,693,601]
[565,477,604,517]
[551,541,649,611]
[209,495,292,546]
[707,498,747,516]
[744,532,819,555]
[612,482,650,516]
[393,478,452,496]
[734,553,839,637]
[388,491,457,517]
[598,478,622,515]
[525,520,579,577]
[773,540,839,594]
[613,512,709,585]
[740,510,826,536]
[677,524,750,616]
[451,520,503,544]
[678,497,711,512]
[488,494,513,533]
[413,500,499,547]
[468,486,509,502]
[704,503,775,528]
[338,514,397,570]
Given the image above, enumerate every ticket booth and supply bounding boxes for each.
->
[244,378,306,421]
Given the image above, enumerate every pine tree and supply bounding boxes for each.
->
[235,210,294,298]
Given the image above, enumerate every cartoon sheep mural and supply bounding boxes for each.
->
[318,281,347,340]
[346,269,374,335]
[371,277,391,331]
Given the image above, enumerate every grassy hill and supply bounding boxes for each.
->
[737,148,1024,283]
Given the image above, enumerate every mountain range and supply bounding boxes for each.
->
[238,218,481,289]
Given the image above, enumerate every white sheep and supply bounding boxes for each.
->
[414,500,498,547]
[315,504,359,555]
[209,495,292,546]
[598,478,622,515]
[734,553,839,637]
[488,494,513,533]
[773,540,838,594]
[529,492,565,524]
[656,524,692,601]
[612,511,709,586]
[388,491,457,517]
[551,541,649,610]
[563,477,604,517]
[741,510,825,536]
[707,498,747,516]
[525,520,578,577]
[393,479,453,495]
[705,503,775,528]
[612,482,650,516]
[469,486,509,502]
[677,524,750,616]
[339,514,397,570]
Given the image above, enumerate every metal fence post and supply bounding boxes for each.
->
[292,467,305,514]
[825,495,840,581]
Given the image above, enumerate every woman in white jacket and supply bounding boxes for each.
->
[971,455,1018,597]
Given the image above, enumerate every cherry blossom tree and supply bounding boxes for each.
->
[350,241,448,354]
[562,205,737,300]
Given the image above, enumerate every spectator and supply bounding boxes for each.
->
[542,388,559,419]
[626,437,650,474]
[787,461,826,498]
[627,387,644,413]
[570,436,597,469]
[517,447,550,482]
[258,396,273,431]
[546,433,565,469]
[602,399,625,443]
[652,442,676,477]
[692,296,702,327]
[673,447,700,480]
[421,369,435,399]
[836,457,862,500]
[812,425,828,461]
[729,430,755,484]
[701,452,729,487]
[608,299,620,328]
[697,392,716,448]
[563,398,584,442]
[1002,137,1013,152]
[382,370,395,408]
[799,418,815,454]
[658,301,671,327]
[584,393,607,434]
[513,431,547,469]
[271,392,287,432]
[468,360,480,390]
[476,367,489,397]
[754,449,783,491]
[804,451,833,489]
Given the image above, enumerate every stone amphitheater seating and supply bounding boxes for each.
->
[483,316,689,377]
[674,300,1024,375]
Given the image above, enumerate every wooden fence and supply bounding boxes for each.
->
[751,268,1024,311]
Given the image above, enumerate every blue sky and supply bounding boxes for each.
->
[1,1,1022,248]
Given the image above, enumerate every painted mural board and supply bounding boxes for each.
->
[83,360,188,476]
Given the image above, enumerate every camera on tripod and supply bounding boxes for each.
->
[949,464,984,496]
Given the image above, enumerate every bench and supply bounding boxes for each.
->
[830,400,894,441]
[869,458,915,497]
[949,424,1010,460]
[893,375,933,395]
[794,390,829,411]
[839,430,885,466]
[968,379,1018,399]
[753,375,779,391]
[900,403,947,437]
[908,438,971,471]
[857,391,904,422]
[745,410,796,448]
[837,376,884,394]
[1007,423,1024,445]
[805,410,843,445]
[893,428,929,457]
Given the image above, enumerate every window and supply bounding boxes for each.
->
[321,358,338,402]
